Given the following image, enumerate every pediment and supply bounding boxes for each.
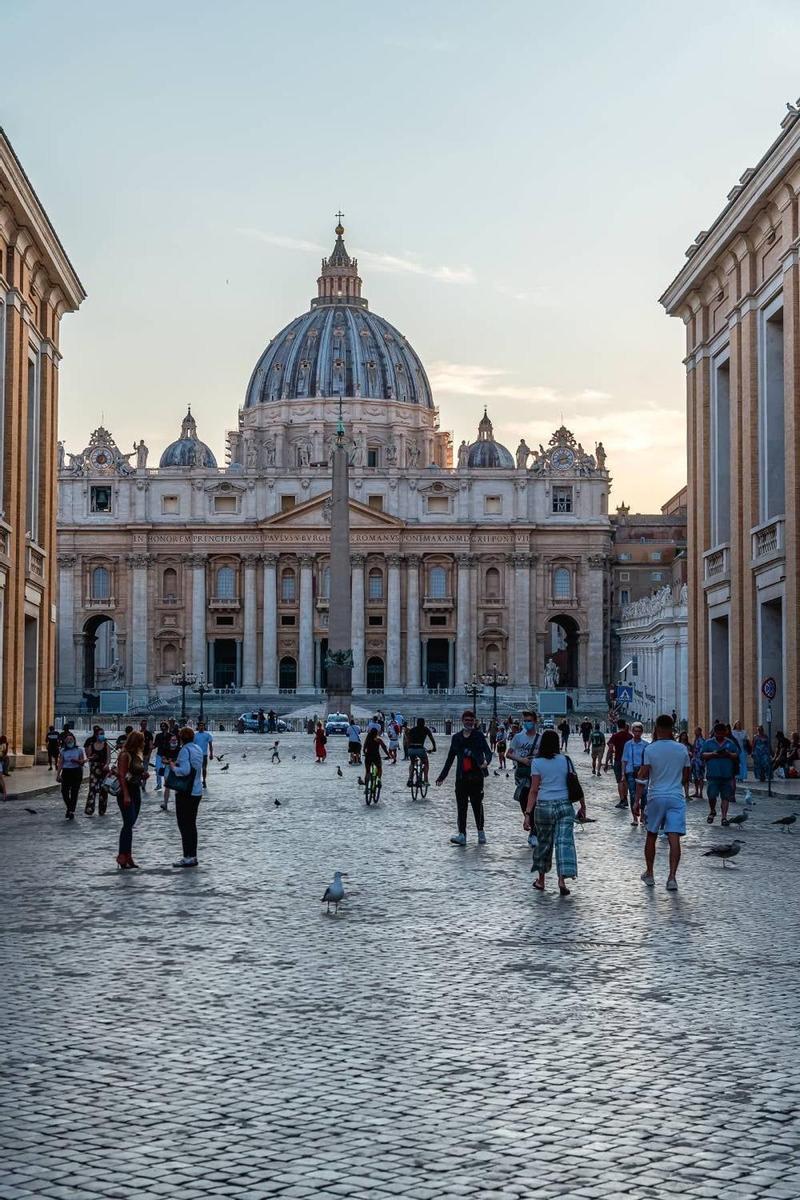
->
[262,492,404,529]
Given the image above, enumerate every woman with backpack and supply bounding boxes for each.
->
[523,729,586,896]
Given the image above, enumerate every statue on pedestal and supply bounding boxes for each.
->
[457,439,470,468]
[544,657,560,689]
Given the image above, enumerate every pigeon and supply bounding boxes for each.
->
[24,807,37,815]
[274,799,281,807]
[292,755,296,761]
[321,870,348,915]
[726,811,748,829]
[336,766,343,778]
[241,752,247,759]
[217,754,226,762]
[357,777,365,787]
[702,839,743,867]
[493,769,500,777]
[220,763,230,772]
[772,813,798,831]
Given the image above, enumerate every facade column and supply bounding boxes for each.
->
[513,553,530,689]
[455,555,471,687]
[242,555,258,688]
[57,555,77,696]
[406,554,421,690]
[298,555,314,690]
[386,555,402,689]
[189,555,207,678]
[261,553,278,689]
[351,554,366,689]
[129,553,151,694]
[585,555,606,699]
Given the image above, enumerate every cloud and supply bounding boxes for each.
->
[427,361,611,406]
[238,227,475,285]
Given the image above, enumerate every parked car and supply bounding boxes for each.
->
[324,712,350,735]
[238,712,287,732]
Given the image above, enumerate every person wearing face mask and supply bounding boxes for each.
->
[57,734,86,819]
[436,710,493,846]
[508,711,540,846]
[621,722,648,827]
[85,730,112,816]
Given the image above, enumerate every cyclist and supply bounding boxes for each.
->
[363,726,390,783]
[406,717,436,787]
[346,717,362,765]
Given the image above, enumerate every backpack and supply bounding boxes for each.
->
[591,731,604,749]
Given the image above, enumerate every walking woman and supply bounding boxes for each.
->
[116,730,147,869]
[0,733,9,800]
[752,725,771,783]
[523,729,585,896]
[495,722,508,770]
[690,726,706,799]
[57,732,86,819]
[314,721,328,763]
[85,730,112,816]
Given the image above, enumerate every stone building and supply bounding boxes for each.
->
[617,575,689,726]
[57,223,612,711]
[0,130,85,761]
[661,104,800,731]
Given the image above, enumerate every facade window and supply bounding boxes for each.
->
[619,571,630,581]
[552,486,573,513]
[319,565,330,598]
[429,566,448,598]
[214,495,237,514]
[649,550,662,562]
[485,566,501,598]
[650,572,663,582]
[368,568,384,601]
[280,569,296,602]
[216,616,234,627]
[162,643,178,674]
[367,495,384,511]
[280,614,295,626]
[26,350,41,540]
[368,615,383,626]
[429,614,447,626]
[484,496,502,515]
[91,485,112,513]
[280,495,296,512]
[620,589,630,606]
[553,567,571,600]
[367,448,379,468]
[279,656,297,689]
[161,495,179,515]
[91,566,111,600]
[216,565,236,598]
[426,495,449,514]
[711,355,731,544]
[761,302,786,521]
[162,567,178,601]
[618,552,631,562]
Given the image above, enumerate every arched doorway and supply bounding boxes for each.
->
[546,614,579,687]
[83,614,119,692]
[366,656,385,691]
[279,656,297,690]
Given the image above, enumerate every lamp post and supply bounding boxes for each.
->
[192,673,212,723]
[464,675,484,717]
[171,662,197,724]
[480,667,509,724]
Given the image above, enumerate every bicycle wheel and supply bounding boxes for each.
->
[410,766,420,802]
[365,768,377,805]
[419,776,429,799]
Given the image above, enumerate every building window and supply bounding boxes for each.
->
[91,486,112,513]
[649,550,662,562]
[280,614,296,627]
[484,496,502,515]
[280,569,296,602]
[26,350,41,539]
[485,566,501,598]
[367,448,379,469]
[216,616,234,627]
[761,302,786,522]
[620,589,630,606]
[319,565,330,598]
[367,495,384,511]
[214,494,237,514]
[161,495,179,515]
[366,656,385,689]
[618,552,631,562]
[429,565,448,598]
[279,656,297,689]
[162,567,178,602]
[619,571,630,581]
[650,572,663,582]
[280,495,296,512]
[553,567,571,600]
[552,486,572,514]
[91,566,111,600]
[429,614,447,626]
[216,565,236,598]
[368,615,383,626]
[368,568,384,601]
[162,643,178,674]
[426,495,450,515]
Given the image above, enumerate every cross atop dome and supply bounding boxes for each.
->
[313,215,368,309]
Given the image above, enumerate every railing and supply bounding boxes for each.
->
[423,594,453,609]
[209,597,240,611]
[86,597,116,609]
[751,517,785,563]
[703,544,729,583]
[161,595,180,605]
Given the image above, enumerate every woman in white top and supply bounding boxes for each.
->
[57,733,86,820]
[523,729,585,896]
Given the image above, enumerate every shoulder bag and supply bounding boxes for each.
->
[565,755,585,806]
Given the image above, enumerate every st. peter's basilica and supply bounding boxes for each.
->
[56,223,612,710]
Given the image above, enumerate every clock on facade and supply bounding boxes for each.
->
[551,447,575,471]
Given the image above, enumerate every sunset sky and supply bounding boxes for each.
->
[6,0,800,510]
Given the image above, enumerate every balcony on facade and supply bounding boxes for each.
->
[85,596,116,610]
[423,594,454,610]
[751,517,785,568]
[703,544,730,586]
[209,597,241,611]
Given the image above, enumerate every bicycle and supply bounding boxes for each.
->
[364,761,382,806]
[409,754,429,801]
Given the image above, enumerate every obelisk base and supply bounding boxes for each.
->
[326,665,353,717]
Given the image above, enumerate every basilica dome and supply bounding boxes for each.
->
[244,223,433,409]
[466,409,514,468]
[159,409,218,469]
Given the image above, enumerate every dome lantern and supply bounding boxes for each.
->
[159,407,218,469]
[467,407,514,468]
[312,214,367,310]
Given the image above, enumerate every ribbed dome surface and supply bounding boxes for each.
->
[244,304,433,408]
[467,438,514,468]
[159,409,218,469]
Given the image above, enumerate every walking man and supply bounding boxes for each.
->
[621,721,648,826]
[171,727,204,868]
[436,710,492,846]
[589,723,606,776]
[636,713,690,892]
[605,719,632,807]
[557,718,570,752]
[580,718,593,753]
[702,722,740,825]
[193,720,214,788]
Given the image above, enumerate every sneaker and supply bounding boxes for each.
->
[173,857,198,868]
[450,833,467,846]
[666,877,678,892]
[477,831,487,845]
[155,784,162,792]
[640,871,655,887]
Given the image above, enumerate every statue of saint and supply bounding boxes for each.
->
[385,440,398,465]
[246,440,258,469]
[57,441,65,471]
[515,438,531,469]
[298,441,312,468]
[407,439,421,467]
[595,441,606,469]
[135,439,149,470]
[350,433,365,467]
[264,436,276,467]
[544,657,560,689]
[457,439,470,468]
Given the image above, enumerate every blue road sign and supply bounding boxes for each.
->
[616,684,634,705]
[761,676,777,701]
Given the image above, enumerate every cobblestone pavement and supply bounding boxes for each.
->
[2,732,799,1199]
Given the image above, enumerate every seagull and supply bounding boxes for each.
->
[702,839,743,867]
[24,807,37,815]
[493,769,500,776]
[772,813,798,831]
[220,763,230,772]
[726,811,748,829]
[336,766,343,778]
[741,788,752,806]
[321,871,348,915]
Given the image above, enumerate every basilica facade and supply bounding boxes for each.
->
[56,224,612,710]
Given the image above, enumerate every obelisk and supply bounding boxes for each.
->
[325,405,353,715]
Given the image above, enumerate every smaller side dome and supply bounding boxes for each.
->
[159,408,218,469]
[467,408,514,468]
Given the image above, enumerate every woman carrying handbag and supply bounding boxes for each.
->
[116,731,147,869]
[523,729,586,897]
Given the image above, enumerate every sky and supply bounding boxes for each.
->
[5,0,800,511]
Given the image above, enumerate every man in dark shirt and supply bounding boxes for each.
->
[605,720,632,807]
[436,710,492,846]
[580,719,593,753]
[406,717,436,787]
[557,719,571,751]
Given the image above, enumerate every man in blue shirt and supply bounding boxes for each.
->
[701,722,740,825]
[192,721,214,788]
[172,728,205,868]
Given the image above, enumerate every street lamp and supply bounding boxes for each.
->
[192,673,213,723]
[464,675,485,715]
[480,666,509,723]
[171,662,197,723]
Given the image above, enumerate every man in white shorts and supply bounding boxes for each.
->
[635,713,691,892]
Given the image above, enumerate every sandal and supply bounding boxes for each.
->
[559,886,571,897]
[532,879,545,892]
[706,814,715,824]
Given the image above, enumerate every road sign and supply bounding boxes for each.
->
[616,684,634,705]
[761,676,777,701]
